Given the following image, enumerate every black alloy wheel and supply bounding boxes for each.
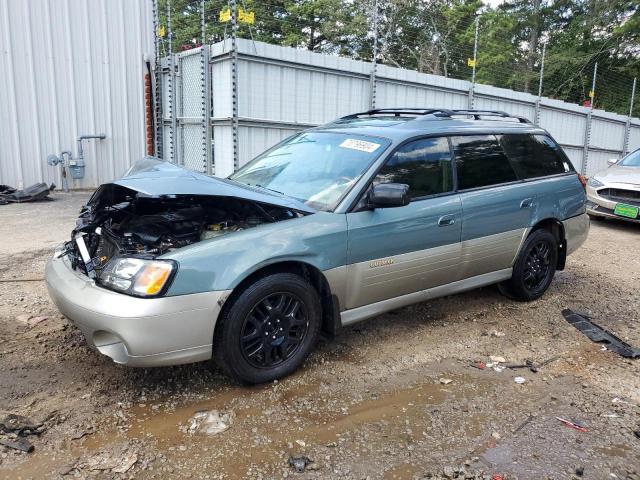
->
[498,228,558,301]
[213,272,321,384]
[522,240,552,291]
[240,292,309,368]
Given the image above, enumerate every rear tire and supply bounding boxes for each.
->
[213,273,321,384]
[499,229,558,301]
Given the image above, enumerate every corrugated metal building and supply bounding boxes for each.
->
[0,0,154,189]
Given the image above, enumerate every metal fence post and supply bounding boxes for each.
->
[468,16,479,109]
[368,0,378,110]
[534,42,546,125]
[230,0,239,171]
[167,0,177,164]
[582,62,597,175]
[152,0,163,158]
[622,77,636,157]
[201,0,213,175]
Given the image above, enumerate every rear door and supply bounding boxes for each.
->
[345,136,462,309]
[452,135,538,279]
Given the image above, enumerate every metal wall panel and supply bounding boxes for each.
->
[159,39,640,180]
[0,0,154,189]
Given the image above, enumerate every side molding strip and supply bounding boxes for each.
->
[340,268,513,326]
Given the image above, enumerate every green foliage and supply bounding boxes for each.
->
[158,0,640,115]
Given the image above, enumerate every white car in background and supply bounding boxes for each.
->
[586,148,640,223]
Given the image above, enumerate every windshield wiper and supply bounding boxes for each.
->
[244,183,284,196]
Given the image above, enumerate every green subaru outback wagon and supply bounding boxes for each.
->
[46,109,589,383]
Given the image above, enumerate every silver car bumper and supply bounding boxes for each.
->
[586,184,640,223]
[45,250,231,367]
[562,213,590,256]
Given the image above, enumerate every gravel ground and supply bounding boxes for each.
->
[0,194,639,480]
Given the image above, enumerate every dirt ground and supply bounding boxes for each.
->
[0,193,639,480]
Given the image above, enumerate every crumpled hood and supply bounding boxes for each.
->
[593,164,640,186]
[111,157,316,214]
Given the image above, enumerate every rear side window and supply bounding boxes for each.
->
[451,135,518,190]
[374,137,454,198]
[499,134,571,179]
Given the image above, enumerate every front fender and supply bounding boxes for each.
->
[163,212,347,296]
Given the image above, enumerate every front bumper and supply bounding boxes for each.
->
[45,250,231,367]
[586,184,640,223]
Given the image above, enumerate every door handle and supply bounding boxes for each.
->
[438,215,455,226]
[520,198,535,209]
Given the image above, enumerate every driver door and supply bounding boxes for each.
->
[345,136,463,310]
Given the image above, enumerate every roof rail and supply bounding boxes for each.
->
[337,108,531,124]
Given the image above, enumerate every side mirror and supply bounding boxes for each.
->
[607,158,618,166]
[368,183,410,208]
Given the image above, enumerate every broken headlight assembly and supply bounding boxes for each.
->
[98,257,177,297]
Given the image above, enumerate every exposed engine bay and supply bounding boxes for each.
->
[63,183,303,277]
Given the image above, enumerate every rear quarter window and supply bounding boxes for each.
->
[499,134,572,179]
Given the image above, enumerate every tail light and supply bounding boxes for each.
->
[578,174,587,190]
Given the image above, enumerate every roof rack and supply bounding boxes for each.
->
[338,108,531,124]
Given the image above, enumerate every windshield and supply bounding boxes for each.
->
[619,149,640,167]
[229,132,390,211]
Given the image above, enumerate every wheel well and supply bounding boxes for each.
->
[529,218,566,270]
[220,261,341,337]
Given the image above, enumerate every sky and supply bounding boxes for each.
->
[484,0,505,6]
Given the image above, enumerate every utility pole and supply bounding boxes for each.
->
[623,77,636,156]
[534,42,546,125]
[201,0,212,175]
[167,0,176,164]
[582,62,597,175]
[230,0,239,171]
[468,16,480,109]
[152,0,163,158]
[369,0,378,110]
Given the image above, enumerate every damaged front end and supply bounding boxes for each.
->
[61,159,312,297]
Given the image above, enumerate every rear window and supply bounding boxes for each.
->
[451,135,518,190]
[499,134,571,179]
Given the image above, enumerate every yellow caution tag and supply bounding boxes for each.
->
[219,8,231,22]
[158,25,166,37]
[467,58,476,67]
[239,8,255,24]
[589,90,595,98]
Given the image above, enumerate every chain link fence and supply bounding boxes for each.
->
[154,0,639,176]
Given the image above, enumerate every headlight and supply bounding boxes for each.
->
[99,257,177,297]
[588,177,604,188]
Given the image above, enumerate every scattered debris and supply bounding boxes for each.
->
[184,410,234,436]
[575,466,585,477]
[71,426,96,440]
[470,361,486,370]
[0,183,55,205]
[634,431,640,440]
[483,329,505,337]
[513,414,535,433]
[514,377,526,384]
[0,414,44,436]
[295,439,306,447]
[0,437,34,453]
[556,417,587,432]
[288,455,313,473]
[439,378,453,385]
[82,451,138,473]
[489,356,506,363]
[562,309,640,358]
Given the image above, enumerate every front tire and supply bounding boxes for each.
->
[499,229,558,301]
[213,273,321,384]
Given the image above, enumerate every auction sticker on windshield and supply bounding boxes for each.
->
[339,138,381,153]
